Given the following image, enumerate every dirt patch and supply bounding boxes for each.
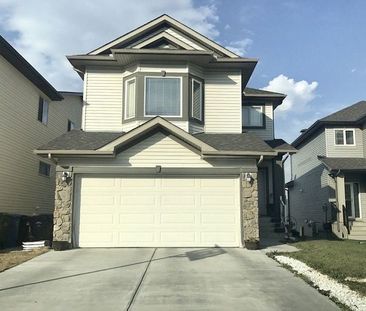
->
[0,247,49,273]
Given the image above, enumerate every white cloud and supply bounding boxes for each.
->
[351,68,357,73]
[0,0,220,91]
[224,24,231,30]
[263,74,318,114]
[226,38,253,56]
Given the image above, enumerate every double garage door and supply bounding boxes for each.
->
[74,175,241,247]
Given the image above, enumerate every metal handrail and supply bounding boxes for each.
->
[342,205,350,234]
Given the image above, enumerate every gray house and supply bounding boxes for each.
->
[0,36,82,226]
[35,15,295,249]
[288,101,366,240]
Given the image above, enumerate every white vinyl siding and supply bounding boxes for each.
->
[84,68,123,131]
[245,104,274,140]
[0,56,82,215]
[204,71,242,133]
[325,127,364,158]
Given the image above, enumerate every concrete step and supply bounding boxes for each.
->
[351,221,366,228]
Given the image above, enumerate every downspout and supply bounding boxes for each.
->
[282,153,290,220]
[48,153,58,165]
[257,155,264,166]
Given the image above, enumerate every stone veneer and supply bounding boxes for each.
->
[241,172,260,249]
[52,171,260,250]
[53,171,73,250]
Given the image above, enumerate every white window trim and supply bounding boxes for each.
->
[345,182,362,219]
[334,128,356,146]
[124,77,136,120]
[243,105,264,127]
[191,78,203,121]
[144,76,183,118]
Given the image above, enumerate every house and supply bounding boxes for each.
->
[0,36,82,238]
[35,15,296,250]
[288,101,366,240]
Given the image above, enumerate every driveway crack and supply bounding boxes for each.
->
[125,248,156,311]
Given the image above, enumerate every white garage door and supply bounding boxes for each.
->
[75,175,241,247]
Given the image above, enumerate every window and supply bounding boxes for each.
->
[39,161,51,177]
[243,105,264,127]
[334,129,355,145]
[145,77,181,117]
[191,79,203,121]
[67,120,75,131]
[37,97,49,124]
[125,78,136,119]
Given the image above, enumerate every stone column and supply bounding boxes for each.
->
[242,172,259,249]
[53,171,73,250]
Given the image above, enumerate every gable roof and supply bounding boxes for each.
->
[0,35,62,101]
[292,100,366,148]
[89,14,241,58]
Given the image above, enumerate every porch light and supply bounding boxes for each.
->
[61,171,71,182]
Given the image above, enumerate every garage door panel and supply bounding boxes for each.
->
[119,213,155,224]
[160,213,195,224]
[76,175,240,247]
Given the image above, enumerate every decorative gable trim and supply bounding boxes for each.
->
[98,116,217,153]
[132,31,195,50]
[88,14,239,58]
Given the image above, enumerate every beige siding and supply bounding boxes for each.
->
[84,67,123,131]
[289,131,330,235]
[204,71,242,133]
[0,55,82,215]
[325,127,364,158]
[58,131,256,169]
[245,104,274,140]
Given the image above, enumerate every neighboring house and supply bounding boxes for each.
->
[35,15,295,249]
[288,101,366,240]
[0,36,83,220]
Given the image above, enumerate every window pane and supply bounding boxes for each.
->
[192,80,202,120]
[335,130,344,145]
[39,161,50,176]
[125,79,136,119]
[145,77,181,116]
[345,130,354,145]
[42,100,49,124]
[38,97,43,122]
[243,106,263,127]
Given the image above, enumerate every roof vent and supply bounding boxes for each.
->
[300,129,307,133]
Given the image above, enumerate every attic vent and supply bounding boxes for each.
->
[300,129,308,133]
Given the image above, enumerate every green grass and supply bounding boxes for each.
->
[286,239,366,296]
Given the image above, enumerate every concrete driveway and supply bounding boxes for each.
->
[0,248,338,311]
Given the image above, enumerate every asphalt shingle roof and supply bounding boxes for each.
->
[38,130,293,155]
[38,130,124,150]
[319,157,366,172]
[193,133,274,152]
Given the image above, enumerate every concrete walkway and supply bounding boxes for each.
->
[0,248,338,311]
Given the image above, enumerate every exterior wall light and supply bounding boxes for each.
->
[155,165,162,173]
[245,173,253,183]
[161,70,166,77]
[62,171,71,182]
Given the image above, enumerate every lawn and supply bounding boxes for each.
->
[286,239,366,296]
[0,247,49,273]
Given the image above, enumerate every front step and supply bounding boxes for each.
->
[349,221,366,240]
[348,235,366,241]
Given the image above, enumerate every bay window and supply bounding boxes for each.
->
[191,78,203,121]
[145,77,182,117]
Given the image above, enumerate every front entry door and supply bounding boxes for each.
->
[345,182,361,219]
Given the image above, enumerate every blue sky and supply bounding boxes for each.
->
[1,0,365,142]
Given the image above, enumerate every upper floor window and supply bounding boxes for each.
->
[145,76,182,117]
[191,79,203,121]
[67,120,75,131]
[125,77,136,119]
[335,129,355,145]
[37,97,49,125]
[243,105,264,128]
